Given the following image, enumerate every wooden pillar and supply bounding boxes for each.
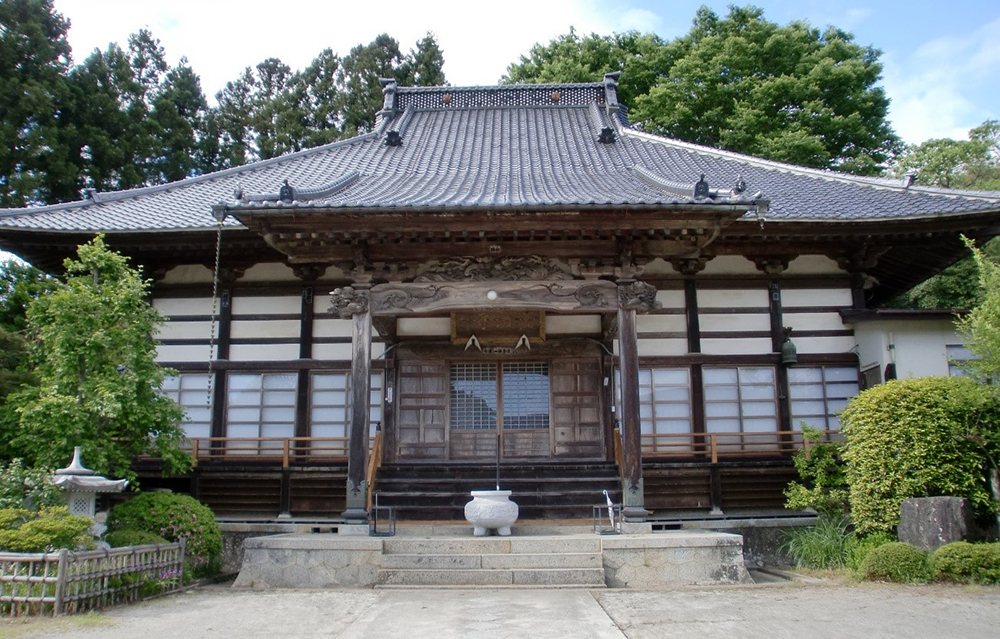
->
[616,280,661,522]
[209,288,232,441]
[332,285,372,524]
[770,281,792,433]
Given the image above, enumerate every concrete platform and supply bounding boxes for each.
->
[233,529,751,589]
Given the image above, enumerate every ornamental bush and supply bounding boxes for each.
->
[106,492,221,577]
[840,376,1000,535]
[0,507,94,552]
[931,541,1000,584]
[104,528,170,548]
[859,542,931,583]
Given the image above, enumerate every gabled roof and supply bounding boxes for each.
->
[2,77,999,234]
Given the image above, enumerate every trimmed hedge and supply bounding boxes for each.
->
[859,542,931,583]
[104,528,170,548]
[106,493,221,577]
[0,507,94,552]
[840,376,1000,535]
[932,541,1000,584]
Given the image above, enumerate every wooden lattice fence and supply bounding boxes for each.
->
[0,541,184,616]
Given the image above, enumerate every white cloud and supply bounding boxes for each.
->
[883,17,1000,143]
[54,0,616,98]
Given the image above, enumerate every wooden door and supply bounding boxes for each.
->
[396,361,448,459]
[551,359,604,458]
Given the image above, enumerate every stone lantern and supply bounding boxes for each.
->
[50,447,128,535]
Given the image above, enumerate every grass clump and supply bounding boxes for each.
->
[783,514,854,570]
[859,542,931,583]
[931,541,1000,584]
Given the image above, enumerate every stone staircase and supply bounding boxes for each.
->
[376,536,606,587]
[374,462,622,520]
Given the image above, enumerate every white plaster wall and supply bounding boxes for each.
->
[313,318,356,338]
[546,315,601,334]
[701,337,772,355]
[155,344,213,362]
[230,319,300,339]
[850,320,962,379]
[636,338,688,356]
[697,288,768,308]
[239,263,298,282]
[783,312,847,332]
[795,335,857,355]
[396,317,451,337]
[160,264,214,284]
[231,295,300,315]
[781,288,853,308]
[636,314,687,333]
[655,289,686,309]
[156,320,217,340]
[784,255,844,275]
[229,343,300,361]
[153,297,215,316]
[699,313,770,332]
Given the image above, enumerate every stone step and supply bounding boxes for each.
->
[377,567,606,587]
[381,536,602,555]
[380,552,601,570]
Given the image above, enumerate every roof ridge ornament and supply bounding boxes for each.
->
[279,179,295,203]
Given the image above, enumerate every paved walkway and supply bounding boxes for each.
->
[5,582,1000,639]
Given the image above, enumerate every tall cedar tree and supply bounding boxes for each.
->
[7,237,189,481]
[504,6,901,175]
[0,0,77,205]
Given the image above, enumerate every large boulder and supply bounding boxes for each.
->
[898,497,974,551]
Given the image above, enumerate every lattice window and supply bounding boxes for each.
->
[788,366,860,432]
[703,367,779,444]
[637,368,692,436]
[311,372,383,439]
[450,364,498,430]
[226,373,296,452]
[161,374,212,440]
[502,363,550,430]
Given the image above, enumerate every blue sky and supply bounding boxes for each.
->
[46,0,1000,144]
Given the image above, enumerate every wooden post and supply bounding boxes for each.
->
[54,549,67,616]
[332,285,372,524]
[616,280,659,522]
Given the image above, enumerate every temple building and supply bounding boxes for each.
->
[2,74,999,523]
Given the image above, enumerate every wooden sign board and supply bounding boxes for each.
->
[451,311,545,347]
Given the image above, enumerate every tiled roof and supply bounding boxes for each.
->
[2,80,999,233]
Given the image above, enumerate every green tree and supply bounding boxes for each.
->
[503,28,668,107]
[956,238,1000,383]
[888,120,1000,309]
[0,0,78,205]
[632,6,899,174]
[400,32,447,87]
[7,237,189,481]
[337,33,407,136]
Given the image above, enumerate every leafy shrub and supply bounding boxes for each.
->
[859,542,931,583]
[846,531,895,574]
[784,425,848,514]
[0,460,62,510]
[106,492,221,577]
[931,541,1000,584]
[840,377,1000,535]
[0,507,94,552]
[783,513,854,569]
[104,528,170,548]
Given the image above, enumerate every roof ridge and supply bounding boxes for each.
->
[623,128,1000,202]
[396,81,605,93]
[0,132,380,217]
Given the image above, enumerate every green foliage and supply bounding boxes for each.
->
[956,239,1000,386]
[845,531,895,574]
[782,513,854,569]
[0,459,61,510]
[104,528,170,548]
[8,237,189,481]
[106,492,221,577]
[859,542,931,583]
[0,506,94,552]
[783,426,848,514]
[840,377,1000,535]
[931,541,1000,584]
[623,6,897,174]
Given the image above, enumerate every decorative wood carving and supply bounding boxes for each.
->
[670,257,709,275]
[214,265,248,283]
[751,256,795,275]
[370,280,618,315]
[329,286,370,318]
[292,264,328,281]
[414,256,573,282]
[833,246,890,274]
[618,281,662,313]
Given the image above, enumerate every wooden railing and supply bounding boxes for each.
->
[641,429,842,462]
[186,436,376,468]
[365,430,384,512]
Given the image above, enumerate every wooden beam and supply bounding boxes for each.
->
[370,280,619,315]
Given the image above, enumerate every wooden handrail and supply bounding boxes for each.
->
[640,429,842,461]
[179,435,376,464]
[365,430,383,512]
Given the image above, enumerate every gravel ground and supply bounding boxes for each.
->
[2,582,999,639]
